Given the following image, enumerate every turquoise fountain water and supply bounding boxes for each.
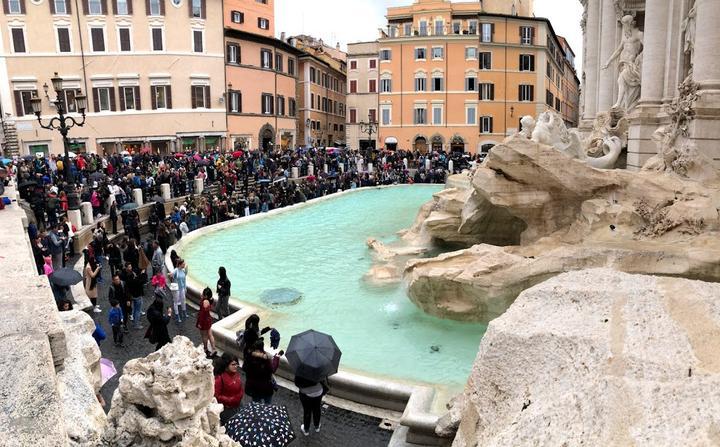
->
[183,185,486,390]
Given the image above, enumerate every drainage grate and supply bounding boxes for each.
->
[379,419,398,431]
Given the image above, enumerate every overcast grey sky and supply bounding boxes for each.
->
[275,0,584,72]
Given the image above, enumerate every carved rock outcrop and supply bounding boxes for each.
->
[451,269,720,446]
[103,336,238,447]
[404,135,720,321]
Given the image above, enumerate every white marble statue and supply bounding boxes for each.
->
[518,115,535,139]
[681,2,697,65]
[602,15,644,112]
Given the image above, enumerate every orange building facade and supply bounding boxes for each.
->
[376,0,580,154]
[224,0,301,150]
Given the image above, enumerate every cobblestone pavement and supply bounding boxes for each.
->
[89,261,393,447]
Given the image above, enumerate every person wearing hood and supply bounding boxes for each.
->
[146,294,172,351]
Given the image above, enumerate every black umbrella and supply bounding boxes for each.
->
[151,195,165,203]
[49,268,83,287]
[286,329,341,382]
[120,202,139,211]
[89,172,105,182]
[18,180,37,189]
[225,403,295,447]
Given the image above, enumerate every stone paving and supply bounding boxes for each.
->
[89,261,393,447]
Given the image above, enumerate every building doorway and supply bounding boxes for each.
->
[450,135,466,153]
[413,136,428,153]
[430,134,444,152]
[259,124,275,151]
[384,136,398,151]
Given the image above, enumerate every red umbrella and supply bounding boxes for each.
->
[174,153,185,158]
[232,150,243,158]
[307,175,316,182]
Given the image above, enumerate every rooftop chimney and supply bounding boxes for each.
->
[280,32,286,41]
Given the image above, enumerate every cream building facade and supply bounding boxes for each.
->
[579,0,720,169]
[346,41,379,150]
[0,0,226,156]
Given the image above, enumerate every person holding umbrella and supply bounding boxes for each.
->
[295,375,327,435]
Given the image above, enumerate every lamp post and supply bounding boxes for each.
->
[30,72,87,205]
[359,112,378,154]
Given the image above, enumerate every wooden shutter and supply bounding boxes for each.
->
[119,87,125,111]
[83,0,89,14]
[111,0,116,14]
[101,0,107,14]
[204,86,210,108]
[193,30,202,52]
[19,0,24,13]
[190,86,197,109]
[126,0,132,14]
[490,84,494,100]
[13,91,23,116]
[11,28,25,52]
[200,0,205,18]
[134,86,141,110]
[518,85,522,101]
[531,27,535,45]
[150,86,157,109]
[92,88,100,112]
[187,0,192,16]
[58,28,71,52]
[119,28,130,50]
[530,55,535,72]
[109,87,116,111]
[489,117,493,133]
[66,0,71,13]
[2,0,9,14]
[166,85,172,109]
[144,0,149,14]
[50,0,56,14]
[530,85,534,101]
[159,0,164,15]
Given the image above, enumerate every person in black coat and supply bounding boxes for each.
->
[146,296,172,351]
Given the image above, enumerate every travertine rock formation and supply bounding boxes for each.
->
[103,336,238,447]
[58,310,107,446]
[450,269,720,447]
[404,135,720,321]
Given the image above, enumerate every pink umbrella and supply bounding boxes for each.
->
[193,154,201,161]
[100,358,117,386]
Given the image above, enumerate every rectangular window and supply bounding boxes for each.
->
[57,28,71,52]
[11,28,25,53]
[380,78,391,93]
[349,60,357,70]
[414,107,427,125]
[519,54,535,71]
[309,67,316,83]
[465,76,477,92]
[466,106,477,125]
[419,21,427,36]
[546,90,554,107]
[381,106,391,125]
[261,93,273,114]
[404,23,412,36]
[191,85,209,109]
[149,0,161,15]
[547,61,552,78]
[481,23,492,42]
[452,21,461,34]
[468,20,478,35]
[465,47,477,59]
[479,83,494,100]
[7,0,22,13]
[388,26,397,38]
[193,30,203,52]
[231,11,244,23]
[289,98,296,116]
[191,0,202,18]
[369,79,377,93]
[431,76,443,92]
[520,26,534,45]
[480,52,492,69]
[260,49,272,69]
[275,53,283,72]
[519,84,534,101]
[368,108,376,123]
[258,18,269,30]
[15,90,37,115]
[276,96,285,115]
[227,43,239,63]
[151,27,163,51]
[90,27,105,52]
[415,77,426,92]
[434,20,444,36]
[54,0,68,14]
[151,85,171,109]
[121,86,136,110]
[97,87,111,111]
[349,80,357,93]
[415,48,426,60]
[349,108,357,124]
[432,47,443,59]
[118,27,131,51]
[555,97,561,111]
[288,58,295,75]
[480,116,493,133]
[432,105,442,125]
[116,0,128,15]
[379,49,391,61]
[369,59,377,69]
[310,93,314,109]
[88,0,102,14]
[62,89,77,113]
[228,91,241,113]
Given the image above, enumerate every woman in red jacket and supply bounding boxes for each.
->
[196,287,217,357]
[214,353,244,425]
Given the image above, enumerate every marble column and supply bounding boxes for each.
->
[583,0,601,121]
[160,183,171,200]
[194,178,204,194]
[132,188,143,206]
[291,167,299,179]
[639,0,670,106]
[598,0,619,113]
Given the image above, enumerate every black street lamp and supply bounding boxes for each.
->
[359,112,378,153]
[30,72,87,206]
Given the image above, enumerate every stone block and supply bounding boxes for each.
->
[161,183,171,200]
[194,178,204,194]
[81,202,93,225]
[67,209,82,232]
